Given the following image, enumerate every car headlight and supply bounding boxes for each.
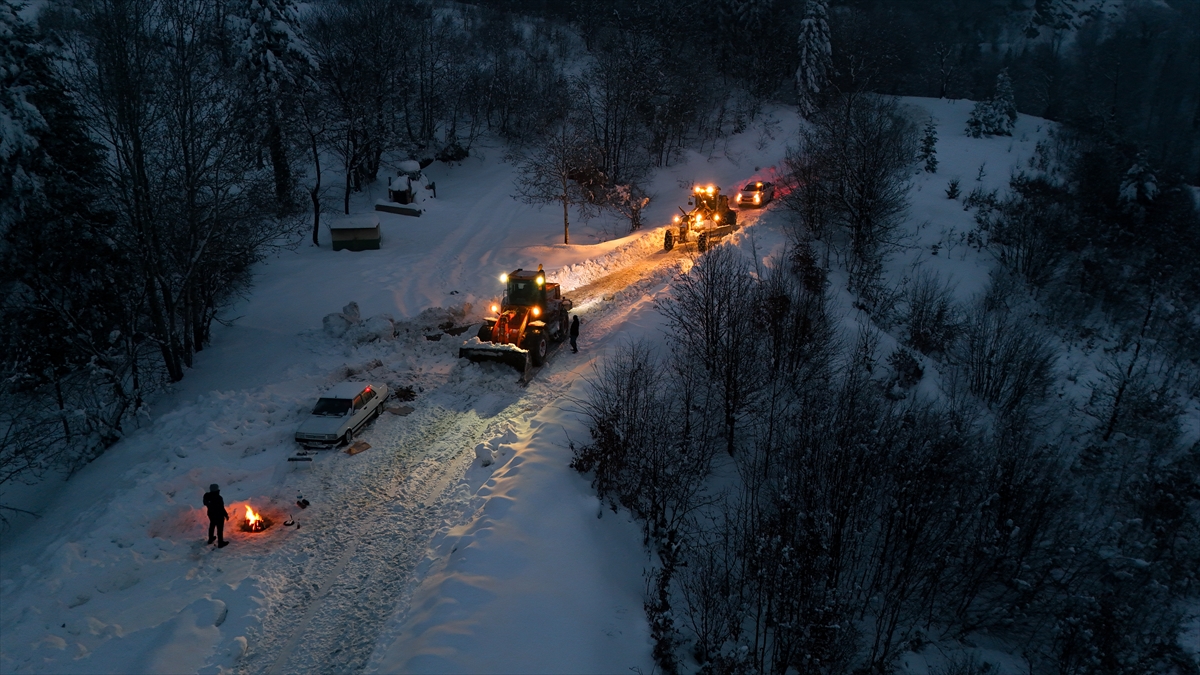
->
[736,194,741,202]
[754,194,760,203]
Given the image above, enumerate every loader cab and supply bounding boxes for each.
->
[501,268,546,307]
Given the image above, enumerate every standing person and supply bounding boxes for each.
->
[569,315,580,353]
[203,484,230,548]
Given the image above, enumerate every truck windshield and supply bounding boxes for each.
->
[312,398,352,416]
[507,280,540,306]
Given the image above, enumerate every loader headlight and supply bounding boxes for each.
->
[532,307,541,317]
[714,214,720,222]
[500,273,508,283]
[491,303,499,313]
[674,215,681,223]
[536,275,544,286]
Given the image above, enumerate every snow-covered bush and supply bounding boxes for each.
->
[887,347,924,389]
[604,182,651,232]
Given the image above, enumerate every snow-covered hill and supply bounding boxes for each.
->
[4,96,1192,674]
[0,106,799,673]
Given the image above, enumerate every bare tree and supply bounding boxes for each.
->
[785,94,917,293]
[658,245,765,456]
[508,120,600,245]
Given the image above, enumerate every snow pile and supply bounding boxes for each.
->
[322,301,395,342]
[473,442,495,467]
[458,336,524,353]
[550,225,670,292]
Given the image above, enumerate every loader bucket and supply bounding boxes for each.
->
[459,338,532,377]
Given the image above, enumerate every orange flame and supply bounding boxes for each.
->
[245,505,264,531]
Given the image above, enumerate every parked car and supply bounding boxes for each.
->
[735,181,775,208]
[295,381,389,448]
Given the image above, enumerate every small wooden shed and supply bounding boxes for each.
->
[329,214,381,251]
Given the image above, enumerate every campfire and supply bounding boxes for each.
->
[240,504,274,533]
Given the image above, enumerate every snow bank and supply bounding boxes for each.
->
[549,226,670,292]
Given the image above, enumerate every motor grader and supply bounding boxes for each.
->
[663,184,739,252]
[459,265,573,377]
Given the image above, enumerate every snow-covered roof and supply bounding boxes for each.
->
[327,214,380,230]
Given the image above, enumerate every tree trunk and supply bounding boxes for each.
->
[310,131,322,246]
[1103,289,1154,441]
[562,195,570,245]
[268,111,292,215]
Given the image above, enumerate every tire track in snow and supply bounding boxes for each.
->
[240,201,774,675]
[244,377,572,674]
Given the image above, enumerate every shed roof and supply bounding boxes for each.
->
[328,214,381,230]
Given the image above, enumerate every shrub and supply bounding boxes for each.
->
[904,270,959,355]
[888,347,924,389]
[952,302,1057,415]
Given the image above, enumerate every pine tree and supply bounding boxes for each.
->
[234,0,315,213]
[965,69,1017,138]
[993,69,1017,129]
[920,119,938,173]
[795,0,831,117]
[1,0,47,231]
[1,0,140,480]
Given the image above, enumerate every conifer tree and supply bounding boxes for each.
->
[1,0,46,231]
[1,0,139,482]
[795,0,831,116]
[234,0,315,213]
[920,119,938,173]
[965,69,1017,137]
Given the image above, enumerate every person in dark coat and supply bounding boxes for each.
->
[203,484,230,547]
[569,315,580,353]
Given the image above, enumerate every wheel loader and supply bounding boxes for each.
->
[663,184,739,252]
[459,265,573,378]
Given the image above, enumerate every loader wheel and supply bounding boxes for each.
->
[529,331,549,366]
[697,233,709,252]
[664,230,674,251]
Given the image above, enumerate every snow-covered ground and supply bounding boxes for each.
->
[0,105,798,673]
[7,97,1184,675]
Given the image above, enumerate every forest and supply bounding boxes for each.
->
[2,0,1198,670]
